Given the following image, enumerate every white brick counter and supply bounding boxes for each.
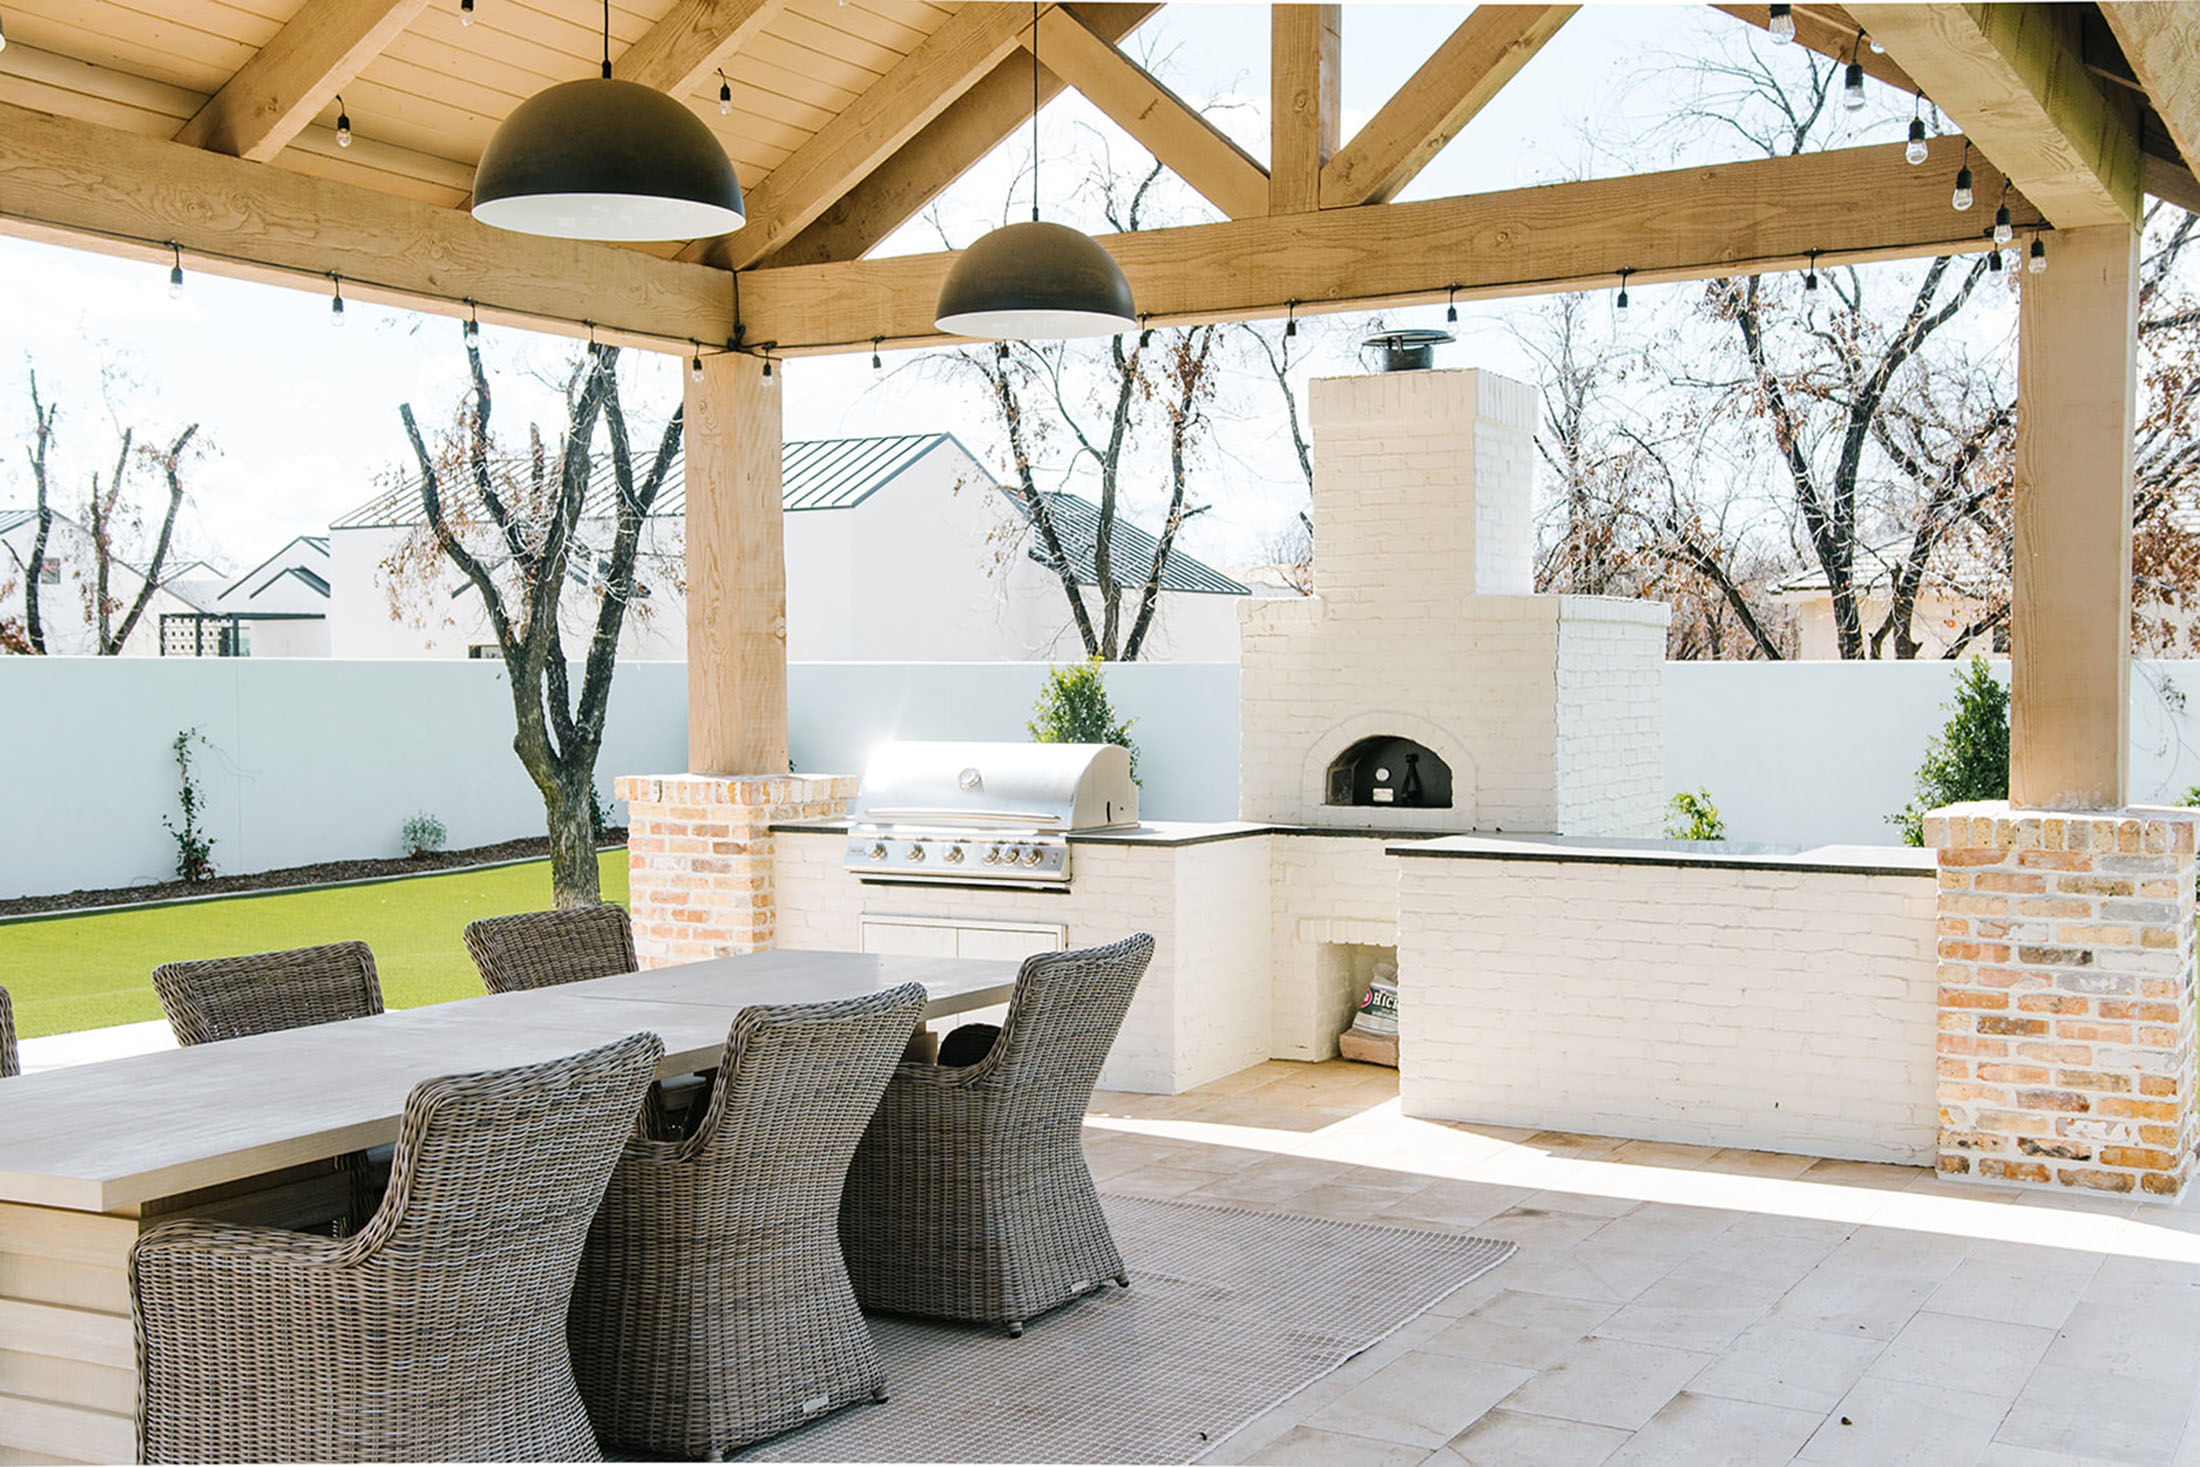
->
[1393,836,1941,1163]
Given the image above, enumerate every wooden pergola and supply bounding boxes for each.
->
[0,0,2196,807]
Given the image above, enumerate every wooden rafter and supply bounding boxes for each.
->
[1848,3,2141,229]
[1710,5,1917,94]
[736,138,2024,350]
[172,0,430,162]
[1270,4,1340,214]
[0,101,735,351]
[2098,3,2200,185]
[758,3,1159,268]
[1322,6,1576,209]
[1029,6,1267,221]
[681,4,1039,271]
[617,0,790,99]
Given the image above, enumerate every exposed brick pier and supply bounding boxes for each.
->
[614,773,857,967]
[1926,800,2199,1199]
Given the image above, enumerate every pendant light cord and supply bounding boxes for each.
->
[601,0,612,79]
[1030,0,1040,222]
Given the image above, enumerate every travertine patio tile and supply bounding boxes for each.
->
[1376,1178,1535,1230]
[1593,1282,1776,1355]
[1498,1337,1717,1431]
[1526,1131,1633,1161]
[1439,1408,1629,1467]
[1603,1392,1820,1466]
[1797,1377,2009,1465]
[1795,1158,1924,1190]
[1701,1148,1822,1180]
[1608,1139,1725,1170]
[2043,1300,2200,1389]
[1688,1322,1887,1414]
[1301,1350,1534,1447]
[1462,1204,1622,1254]
[1923,1242,2102,1330]
[1981,1444,2137,1467]
[1994,1362,2193,1464]
[1863,1310,2053,1401]
[1420,1289,1619,1369]
[1103,1163,1248,1199]
[1241,1425,1437,1467]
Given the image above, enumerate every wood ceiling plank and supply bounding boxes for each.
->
[736,138,2026,349]
[1270,3,1339,215]
[0,99,737,350]
[2098,2,2200,184]
[174,0,433,160]
[683,0,1033,270]
[1322,5,1575,209]
[1031,4,1266,221]
[1848,2,2141,228]
[616,0,790,99]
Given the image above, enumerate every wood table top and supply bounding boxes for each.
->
[0,949,1020,1214]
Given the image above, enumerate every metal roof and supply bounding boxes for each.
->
[332,433,957,529]
[1020,493,1250,597]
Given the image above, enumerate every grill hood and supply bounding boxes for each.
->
[850,741,1139,832]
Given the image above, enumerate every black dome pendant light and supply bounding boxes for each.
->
[934,1,1136,339]
[472,0,744,241]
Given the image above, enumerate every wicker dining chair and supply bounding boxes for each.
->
[152,940,384,1046]
[0,985,18,1079]
[132,1030,665,1464]
[464,904,636,995]
[839,932,1156,1338]
[569,982,929,1459]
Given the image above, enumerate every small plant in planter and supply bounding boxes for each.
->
[1664,789,1726,841]
[163,728,217,884]
[1029,657,1140,781]
[400,812,447,859]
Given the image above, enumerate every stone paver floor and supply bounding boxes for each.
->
[1086,1061,2200,1467]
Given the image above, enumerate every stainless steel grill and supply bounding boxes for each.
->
[844,740,1139,889]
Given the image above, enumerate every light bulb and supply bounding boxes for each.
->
[1614,289,1630,324]
[168,263,184,299]
[1952,166,1974,211]
[2029,237,2047,274]
[0,14,9,51]
[871,348,882,372]
[761,356,773,382]
[1906,118,1928,166]
[336,112,351,147]
[1284,316,1297,339]
[690,353,704,383]
[1803,270,1819,301]
[1446,302,1458,324]
[719,81,732,116]
[331,295,346,327]
[1768,3,1795,42]
[1993,204,2013,246]
[460,0,474,24]
[1842,63,1865,111]
[1869,35,1885,53]
[1988,248,2003,275]
[463,314,479,342]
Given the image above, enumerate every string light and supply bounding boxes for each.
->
[328,271,346,327]
[1993,181,2014,246]
[1907,97,1929,165]
[1614,269,1632,325]
[1952,139,1974,211]
[1445,284,1459,325]
[0,11,8,52]
[1842,34,1866,111]
[335,95,352,147]
[584,320,599,358]
[1987,247,2003,275]
[463,297,479,341]
[1283,299,1298,339]
[1802,249,1820,303]
[760,349,773,383]
[1137,315,1152,350]
[2029,235,2047,274]
[871,336,883,372]
[995,341,1009,363]
[717,69,732,116]
[167,241,184,299]
[460,0,474,24]
[1768,3,1795,43]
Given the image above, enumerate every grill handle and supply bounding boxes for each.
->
[857,808,1065,828]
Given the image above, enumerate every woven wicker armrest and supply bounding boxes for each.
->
[133,1215,350,1272]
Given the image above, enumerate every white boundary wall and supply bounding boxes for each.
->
[9,654,2200,901]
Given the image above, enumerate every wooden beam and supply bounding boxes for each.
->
[2010,223,2138,811]
[736,139,2024,350]
[1848,3,2141,229]
[2098,2,2200,183]
[1322,6,1575,209]
[1029,6,1267,220]
[173,0,429,162]
[1711,5,1918,94]
[616,0,787,100]
[685,350,787,776]
[760,4,1158,268]
[1270,4,1340,214]
[0,101,735,352]
[683,3,1036,271]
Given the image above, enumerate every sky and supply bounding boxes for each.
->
[0,4,1946,582]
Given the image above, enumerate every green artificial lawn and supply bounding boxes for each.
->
[0,851,628,1040]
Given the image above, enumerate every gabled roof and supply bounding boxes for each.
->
[213,536,331,615]
[1020,493,1250,597]
[331,434,967,529]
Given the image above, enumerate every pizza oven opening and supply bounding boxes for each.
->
[1324,736,1453,811]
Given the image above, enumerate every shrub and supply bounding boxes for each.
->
[401,812,447,858]
[1664,789,1726,841]
[1890,656,2009,846]
[162,728,217,885]
[1029,657,1140,781]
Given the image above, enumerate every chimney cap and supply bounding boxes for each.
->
[1360,327,1454,372]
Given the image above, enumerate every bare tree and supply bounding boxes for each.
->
[393,335,679,906]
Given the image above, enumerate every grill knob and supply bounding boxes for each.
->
[1021,847,1044,867]
[868,843,887,861]
[907,844,926,862]
[944,845,965,864]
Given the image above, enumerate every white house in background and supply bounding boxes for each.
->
[184,536,333,657]
[0,507,217,656]
[327,433,1250,662]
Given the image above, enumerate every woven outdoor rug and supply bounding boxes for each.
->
[740,1194,1514,1465]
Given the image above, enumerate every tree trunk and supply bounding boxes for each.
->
[542,772,603,908]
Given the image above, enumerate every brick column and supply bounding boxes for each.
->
[1926,800,2198,1198]
[614,773,856,967]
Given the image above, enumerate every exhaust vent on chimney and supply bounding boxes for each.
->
[1361,328,1453,373]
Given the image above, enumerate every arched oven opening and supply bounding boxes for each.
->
[1324,736,1453,810]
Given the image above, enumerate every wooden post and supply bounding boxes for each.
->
[2010,223,2139,810]
[684,349,787,776]
[1270,4,1339,215]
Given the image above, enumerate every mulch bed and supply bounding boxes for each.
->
[0,832,628,920]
